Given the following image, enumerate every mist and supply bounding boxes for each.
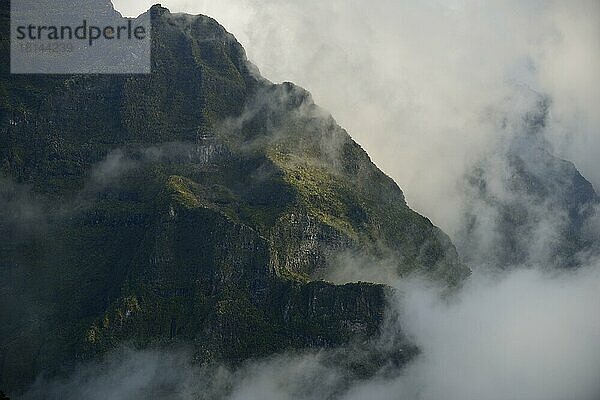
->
[367,266,600,400]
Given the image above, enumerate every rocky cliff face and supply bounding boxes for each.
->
[0,3,467,393]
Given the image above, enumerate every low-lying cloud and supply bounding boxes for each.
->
[377,266,600,400]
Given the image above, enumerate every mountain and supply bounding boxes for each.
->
[458,95,600,269]
[0,3,470,394]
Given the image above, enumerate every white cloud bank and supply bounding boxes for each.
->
[359,266,600,400]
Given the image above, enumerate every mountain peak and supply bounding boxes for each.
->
[150,3,169,18]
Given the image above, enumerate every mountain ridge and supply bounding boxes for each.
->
[459,95,600,269]
[0,3,469,393]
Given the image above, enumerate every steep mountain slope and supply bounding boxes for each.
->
[0,3,468,393]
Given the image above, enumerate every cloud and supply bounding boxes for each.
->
[316,251,400,285]
[370,266,600,400]
[23,347,232,400]
[90,149,138,187]
[452,89,600,268]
